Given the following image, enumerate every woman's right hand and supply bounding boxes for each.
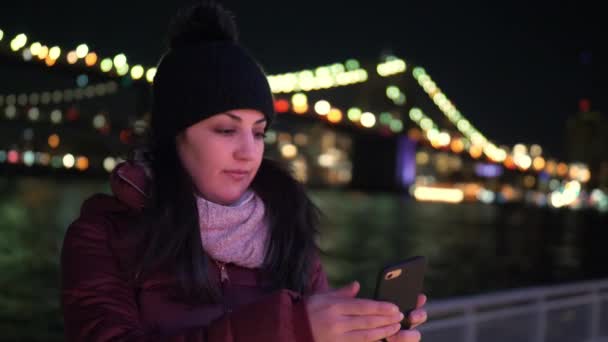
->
[305,281,411,342]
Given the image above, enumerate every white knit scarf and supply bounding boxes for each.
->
[196,190,269,268]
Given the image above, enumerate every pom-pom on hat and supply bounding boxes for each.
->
[152,1,275,140]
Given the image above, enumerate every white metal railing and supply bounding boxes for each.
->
[420,278,608,342]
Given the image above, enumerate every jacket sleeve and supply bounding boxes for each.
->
[308,253,330,293]
[60,205,316,342]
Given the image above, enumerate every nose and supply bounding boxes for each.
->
[233,132,258,161]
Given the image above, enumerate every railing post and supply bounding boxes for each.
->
[535,297,546,342]
[464,306,476,342]
[590,287,600,340]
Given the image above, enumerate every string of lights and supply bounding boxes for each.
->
[274,93,405,134]
[0,81,120,107]
[0,147,121,173]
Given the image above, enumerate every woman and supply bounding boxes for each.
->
[60,2,427,341]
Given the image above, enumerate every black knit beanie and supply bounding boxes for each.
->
[152,1,275,140]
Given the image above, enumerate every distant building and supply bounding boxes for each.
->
[565,100,608,188]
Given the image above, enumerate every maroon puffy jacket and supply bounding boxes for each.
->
[61,161,329,341]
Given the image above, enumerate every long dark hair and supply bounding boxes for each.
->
[131,132,322,303]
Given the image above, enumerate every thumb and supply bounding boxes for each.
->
[328,281,360,298]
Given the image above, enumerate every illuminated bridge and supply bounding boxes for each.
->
[0,28,606,212]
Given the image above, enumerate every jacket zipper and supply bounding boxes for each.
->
[215,260,232,313]
[215,260,230,283]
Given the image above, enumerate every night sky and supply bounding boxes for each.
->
[1,1,605,159]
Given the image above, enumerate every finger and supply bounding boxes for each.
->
[386,329,421,342]
[416,294,427,308]
[345,322,401,342]
[338,312,404,333]
[327,281,360,298]
[334,298,400,316]
[408,309,428,329]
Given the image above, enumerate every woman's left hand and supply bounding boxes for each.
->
[386,294,428,342]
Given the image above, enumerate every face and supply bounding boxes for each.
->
[176,109,266,205]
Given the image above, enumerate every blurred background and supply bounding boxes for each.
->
[1,1,607,341]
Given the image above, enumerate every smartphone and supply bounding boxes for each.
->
[373,255,426,330]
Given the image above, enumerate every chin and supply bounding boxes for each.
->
[217,190,247,205]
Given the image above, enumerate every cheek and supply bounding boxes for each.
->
[178,140,217,180]
[253,142,264,165]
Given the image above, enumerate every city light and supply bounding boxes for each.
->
[360,112,376,128]
[50,110,62,123]
[85,52,98,66]
[268,60,368,93]
[5,105,17,119]
[513,143,527,155]
[76,156,89,171]
[22,48,33,61]
[75,44,89,58]
[450,138,465,153]
[438,132,451,147]
[264,130,277,144]
[579,168,591,183]
[116,63,130,76]
[66,51,78,64]
[113,53,127,68]
[394,93,406,105]
[530,144,543,157]
[274,99,289,113]
[386,86,400,100]
[100,58,113,72]
[48,134,60,149]
[533,157,546,171]
[409,108,423,122]
[557,163,568,177]
[146,68,157,83]
[92,114,106,129]
[347,107,362,122]
[380,112,392,125]
[469,145,483,159]
[30,42,42,55]
[318,153,336,167]
[49,46,61,60]
[103,157,116,172]
[8,150,19,164]
[514,154,532,170]
[38,45,49,60]
[291,93,307,107]
[549,180,581,208]
[345,59,360,70]
[27,107,40,121]
[314,100,331,115]
[413,186,464,203]
[130,65,145,80]
[280,143,298,159]
[545,160,557,175]
[327,108,343,123]
[38,152,50,166]
[477,189,496,204]
[63,154,75,169]
[23,151,35,167]
[416,152,430,165]
[377,57,406,77]
[390,119,403,133]
[10,33,28,51]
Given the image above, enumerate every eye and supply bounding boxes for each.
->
[215,128,235,135]
[254,132,267,140]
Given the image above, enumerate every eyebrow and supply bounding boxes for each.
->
[222,111,267,124]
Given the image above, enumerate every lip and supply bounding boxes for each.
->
[223,170,250,181]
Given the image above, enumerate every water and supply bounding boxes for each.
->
[1,177,606,341]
